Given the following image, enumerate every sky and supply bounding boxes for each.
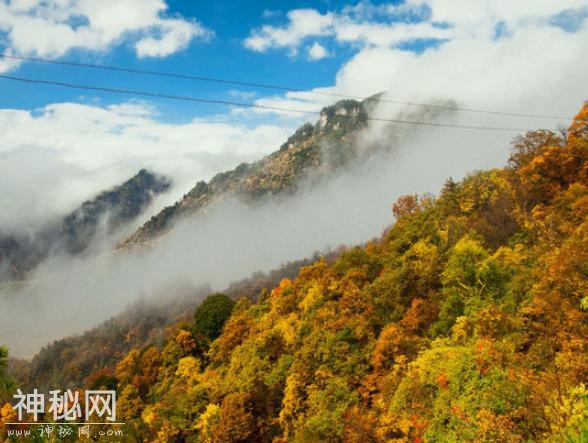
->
[0,0,363,117]
[0,0,587,230]
[1,0,588,356]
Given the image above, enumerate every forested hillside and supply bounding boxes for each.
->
[1,1,586,442]
[2,104,586,442]
[8,253,338,394]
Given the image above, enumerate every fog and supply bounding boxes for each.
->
[0,103,570,357]
[0,104,292,234]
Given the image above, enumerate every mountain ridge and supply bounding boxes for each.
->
[121,98,375,247]
[0,169,171,280]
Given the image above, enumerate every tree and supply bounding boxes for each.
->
[193,293,236,343]
[392,194,419,219]
[508,130,563,170]
[42,102,588,443]
[0,346,14,403]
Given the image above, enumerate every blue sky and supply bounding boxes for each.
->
[0,0,399,121]
[0,0,460,122]
[1,0,585,123]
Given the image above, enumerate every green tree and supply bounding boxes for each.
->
[193,293,236,342]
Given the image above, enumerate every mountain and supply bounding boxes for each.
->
[59,169,171,254]
[0,169,171,279]
[6,103,584,442]
[122,98,379,247]
[2,95,448,391]
[123,95,454,248]
[4,104,586,441]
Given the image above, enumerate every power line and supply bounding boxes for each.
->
[0,53,572,121]
[0,74,536,132]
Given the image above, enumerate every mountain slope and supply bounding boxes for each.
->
[122,99,373,247]
[8,251,342,393]
[123,95,454,248]
[60,169,171,254]
[0,169,170,279]
[44,103,586,442]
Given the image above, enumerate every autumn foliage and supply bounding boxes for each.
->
[5,103,588,442]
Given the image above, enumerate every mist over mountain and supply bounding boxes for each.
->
[122,96,450,248]
[0,93,491,357]
[5,102,586,442]
[10,252,337,392]
[0,169,170,280]
[0,2,587,441]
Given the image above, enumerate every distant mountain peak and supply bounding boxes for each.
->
[0,169,171,279]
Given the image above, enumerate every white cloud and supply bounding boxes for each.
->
[308,42,328,60]
[244,9,334,52]
[1,0,588,356]
[0,0,211,68]
[244,1,588,56]
[0,47,20,70]
[243,1,588,125]
[243,2,452,54]
[0,107,523,356]
[408,0,588,25]
[334,20,451,46]
[135,18,210,57]
[0,101,291,232]
[329,23,588,117]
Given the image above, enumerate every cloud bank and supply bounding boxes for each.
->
[0,101,291,233]
[0,111,521,357]
[0,0,211,70]
[247,0,588,122]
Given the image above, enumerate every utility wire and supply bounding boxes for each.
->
[0,53,572,121]
[0,74,536,132]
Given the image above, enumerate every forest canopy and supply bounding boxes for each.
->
[2,103,587,442]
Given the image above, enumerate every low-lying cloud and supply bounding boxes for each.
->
[0,102,292,233]
[1,0,587,359]
[0,108,563,357]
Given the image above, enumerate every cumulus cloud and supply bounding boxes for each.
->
[0,101,291,233]
[244,8,334,53]
[134,18,210,57]
[0,0,211,69]
[408,0,588,26]
[243,2,452,54]
[243,0,588,63]
[308,42,328,60]
[244,1,588,123]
